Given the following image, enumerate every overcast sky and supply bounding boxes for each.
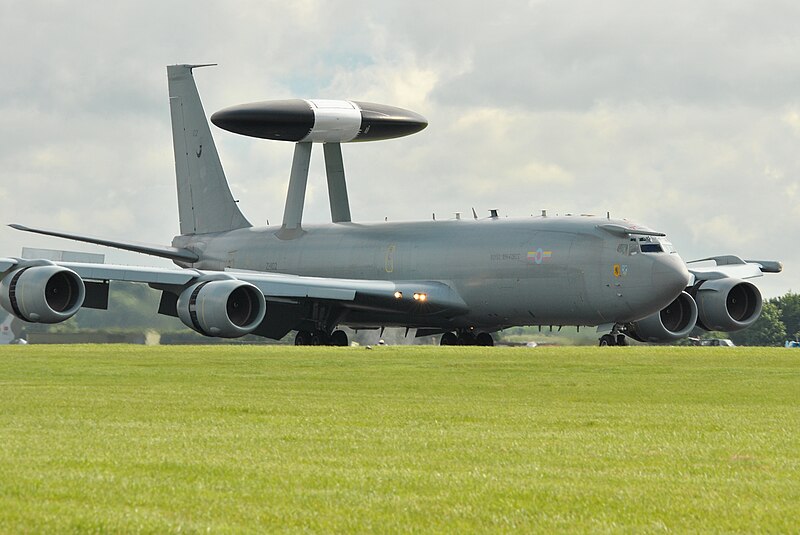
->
[1,0,798,297]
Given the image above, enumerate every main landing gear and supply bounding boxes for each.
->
[294,329,349,346]
[440,331,495,346]
[599,333,628,346]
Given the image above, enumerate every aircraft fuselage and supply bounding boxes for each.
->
[174,215,691,331]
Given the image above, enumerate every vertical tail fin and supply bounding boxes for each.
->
[167,64,251,235]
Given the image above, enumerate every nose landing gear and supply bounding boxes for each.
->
[599,327,628,346]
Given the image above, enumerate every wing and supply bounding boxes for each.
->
[0,257,468,340]
[686,255,783,283]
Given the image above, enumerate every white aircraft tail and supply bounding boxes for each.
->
[167,64,251,235]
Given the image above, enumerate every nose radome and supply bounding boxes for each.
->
[652,254,692,302]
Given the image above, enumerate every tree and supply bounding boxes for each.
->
[728,302,786,346]
[771,292,800,341]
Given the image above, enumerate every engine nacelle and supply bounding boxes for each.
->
[0,265,85,323]
[694,278,762,332]
[177,279,266,338]
[628,291,698,343]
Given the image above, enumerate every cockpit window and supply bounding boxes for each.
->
[640,243,664,253]
[658,238,677,254]
[628,235,675,254]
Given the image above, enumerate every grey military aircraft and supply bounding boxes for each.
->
[0,65,782,346]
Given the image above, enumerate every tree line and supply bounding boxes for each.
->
[724,292,800,346]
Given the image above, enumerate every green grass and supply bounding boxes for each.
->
[0,345,798,533]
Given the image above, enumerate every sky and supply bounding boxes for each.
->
[1,0,798,298]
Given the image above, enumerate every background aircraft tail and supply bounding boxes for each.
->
[167,64,251,235]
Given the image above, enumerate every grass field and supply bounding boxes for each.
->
[0,345,798,533]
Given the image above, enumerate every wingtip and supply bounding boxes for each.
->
[746,259,783,273]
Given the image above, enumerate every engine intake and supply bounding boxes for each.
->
[694,278,762,332]
[177,279,266,337]
[628,291,698,343]
[0,265,86,323]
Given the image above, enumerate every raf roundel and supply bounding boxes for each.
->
[210,99,428,143]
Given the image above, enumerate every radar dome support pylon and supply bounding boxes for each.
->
[323,143,351,224]
[210,98,427,238]
[278,142,351,239]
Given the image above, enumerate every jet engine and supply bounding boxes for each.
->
[0,265,86,323]
[628,291,698,343]
[177,280,266,337]
[694,278,762,332]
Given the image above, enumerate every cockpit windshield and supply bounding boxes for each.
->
[628,236,676,254]
[640,243,663,253]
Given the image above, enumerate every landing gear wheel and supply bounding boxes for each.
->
[295,330,312,346]
[599,334,616,346]
[310,330,329,346]
[458,332,477,346]
[330,330,348,347]
[616,334,628,346]
[440,332,458,345]
[476,332,494,346]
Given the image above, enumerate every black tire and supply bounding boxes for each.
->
[458,332,477,346]
[330,330,348,347]
[440,332,458,345]
[476,332,494,346]
[310,330,329,346]
[616,334,628,346]
[599,334,616,346]
[295,330,312,345]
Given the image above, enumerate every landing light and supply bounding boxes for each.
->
[394,291,403,299]
[413,292,428,302]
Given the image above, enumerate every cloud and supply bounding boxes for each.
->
[432,1,800,110]
[689,214,757,250]
[1,0,798,295]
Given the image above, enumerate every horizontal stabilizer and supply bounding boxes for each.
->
[9,224,199,263]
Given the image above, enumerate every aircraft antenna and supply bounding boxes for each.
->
[472,208,478,220]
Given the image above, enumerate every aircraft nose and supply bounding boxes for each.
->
[652,254,692,301]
